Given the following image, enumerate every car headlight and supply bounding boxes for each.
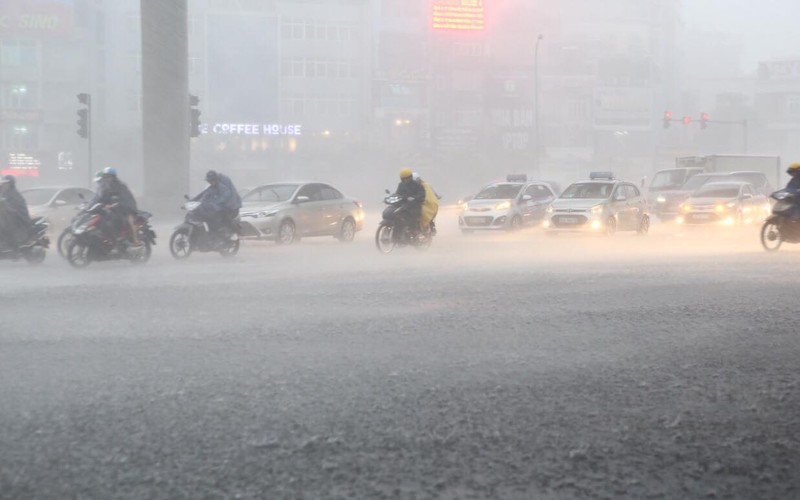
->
[590,204,604,214]
[726,202,736,208]
[495,201,511,211]
[680,203,691,213]
[656,195,666,203]
[545,206,554,214]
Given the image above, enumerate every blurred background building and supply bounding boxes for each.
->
[2,0,799,199]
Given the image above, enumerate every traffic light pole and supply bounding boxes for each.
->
[87,113,93,188]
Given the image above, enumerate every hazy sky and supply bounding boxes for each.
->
[683,0,800,69]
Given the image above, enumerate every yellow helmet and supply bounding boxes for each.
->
[399,167,413,179]
[787,163,800,174]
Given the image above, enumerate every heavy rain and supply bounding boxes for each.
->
[1,1,799,498]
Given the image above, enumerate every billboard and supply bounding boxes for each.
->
[432,0,484,31]
[0,0,74,38]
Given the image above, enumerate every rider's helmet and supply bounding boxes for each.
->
[205,170,219,184]
[1,174,15,187]
[399,168,413,180]
[787,163,800,175]
[102,166,117,177]
[93,171,103,182]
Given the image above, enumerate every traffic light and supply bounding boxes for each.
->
[700,112,709,129]
[77,109,89,138]
[682,116,692,126]
[189,94,201,138]
[663,110,672,129]
[76,93,91,139]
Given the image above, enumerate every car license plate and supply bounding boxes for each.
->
[561,217,579,224]
[693,213,711,219]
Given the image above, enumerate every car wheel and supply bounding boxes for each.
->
[277,220,296,245]
[636,215,650,235]
[338,217,356,242]
[508,215,523,232]
[605,216,617,236]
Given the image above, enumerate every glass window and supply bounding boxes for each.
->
[320,186,343,200]
[560,183,614,199]
[21,188,59,206]
[625,184,640,198]
[243,184,299,203]
[524,185,551,201]
[55,189,86,205]
[474,184,523,200]
[296,184,322,201]
[694,187,741,198]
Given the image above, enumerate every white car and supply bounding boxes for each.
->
[22,186,95,233]
[239,182,365,244]
[459,179,557,232]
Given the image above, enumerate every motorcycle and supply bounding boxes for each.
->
[761,189,800,251]
[0,216,49,265]
[66,203,156,267]
[169,199,240,259]
[375,190,434,254]
[57,201,90,258]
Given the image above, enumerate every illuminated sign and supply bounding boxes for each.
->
[0,0,74,38]
[201,123,303,136]
[432,0,484,31]
[3,153,41,177]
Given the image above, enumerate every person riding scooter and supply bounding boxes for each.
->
[0,175,32,250]
[91,167,142,247]
[191,170,239,234]
[395,168,426,238]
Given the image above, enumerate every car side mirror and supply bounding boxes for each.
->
[615,195,626,202]
[53,199,68,207]
[521,194,532,202]
[78,193,86,200]
[295,195,310,203]
[743,193,752,199]
[385,189,391,194]
[184,194,190,200]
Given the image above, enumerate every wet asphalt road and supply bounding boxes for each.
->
[1,217,799,499]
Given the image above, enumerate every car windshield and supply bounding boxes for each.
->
[560,183,614,199]
[474,184,522,200]
[650,170,686,189]
[694,187,740,198]
[21,188,59,205]
[682,175,723,191]
[243,184,298,203]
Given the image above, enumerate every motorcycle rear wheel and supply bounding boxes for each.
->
[760,221,782,251]
[170,229,192,259]
[375,224,395,254]
[129,240,152,265]
[23,246,46,265]
[219,238,240,257]
[67,241,91,268]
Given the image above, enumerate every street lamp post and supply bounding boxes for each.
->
[534,34,544,176]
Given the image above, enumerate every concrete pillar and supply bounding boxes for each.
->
[140,0,189,211]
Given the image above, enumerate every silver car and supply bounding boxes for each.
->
[459,181,558,232]
[544,174,650,235]
[22,186,95,233]
[239,182,365,244]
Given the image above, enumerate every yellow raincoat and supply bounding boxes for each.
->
[419,179,439,231]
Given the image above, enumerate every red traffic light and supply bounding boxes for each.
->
[700,112,709,129]
[663,110,672,128]
[682,116,692,125]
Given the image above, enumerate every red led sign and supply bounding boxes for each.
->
[432,0,485,31]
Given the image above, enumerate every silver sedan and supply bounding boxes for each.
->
[239,182,365,244]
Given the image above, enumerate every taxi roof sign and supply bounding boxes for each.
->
[506,174,527,182]
[590,171,615,180]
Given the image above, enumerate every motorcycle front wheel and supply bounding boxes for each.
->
[760,220,782,251]
[219,237,240,257]
[57,228,74,258]
[66,241,92,268]
[169,228,192,260]
[375,224,395,254]
[129,240,152,265]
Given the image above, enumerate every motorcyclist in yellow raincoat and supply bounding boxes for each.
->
[413,172,440,235]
